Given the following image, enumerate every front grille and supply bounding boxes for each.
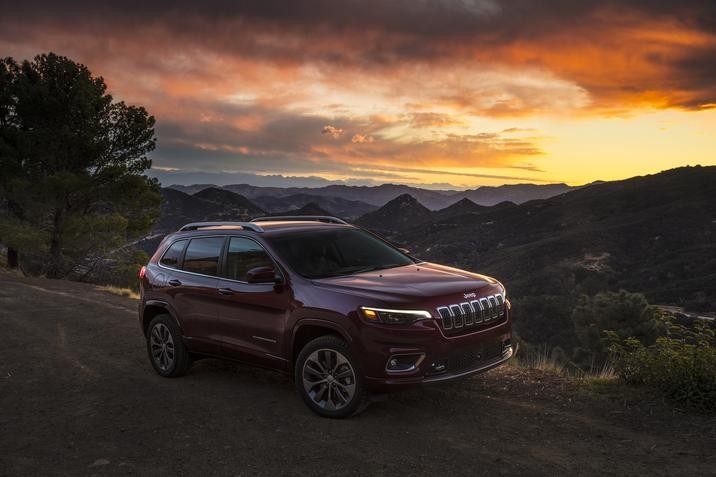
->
[436,293,506,335]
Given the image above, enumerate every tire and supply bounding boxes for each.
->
[294,335,369,418]
[146,314,192,377]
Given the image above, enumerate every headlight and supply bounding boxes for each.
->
[359,307,432,324]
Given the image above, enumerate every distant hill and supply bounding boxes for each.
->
[153,188,264,234]
[432,197,489,222]
[268,202,333,217]
[167,181,578,209]
[193,187,265,217]
[355,195,514,232]
[462,183,574,206]
[392,166,716,308]
[167,184,217,195]
[355,194,433,232]
[252,193,377,219]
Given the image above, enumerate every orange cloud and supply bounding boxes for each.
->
[322,125,345,138]
[2,1,714,186]
[351,134,374,144]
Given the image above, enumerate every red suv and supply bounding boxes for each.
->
[139,216,513,418]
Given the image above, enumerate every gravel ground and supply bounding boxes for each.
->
[1,271,714,476]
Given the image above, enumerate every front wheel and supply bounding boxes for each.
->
[295,335,369,418]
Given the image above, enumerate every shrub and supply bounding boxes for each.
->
[607,320,716,412]
[572,290,665,366]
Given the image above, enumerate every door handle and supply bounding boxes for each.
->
[218,288,235,295]
[168,279,182,287]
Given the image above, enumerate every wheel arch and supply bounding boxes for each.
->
[141,300,183,337]
[290,319,352,367]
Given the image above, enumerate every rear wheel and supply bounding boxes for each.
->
[295,335,368,418]
[146,314,191,377]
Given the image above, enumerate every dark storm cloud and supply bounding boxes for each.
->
[2,0,714,108]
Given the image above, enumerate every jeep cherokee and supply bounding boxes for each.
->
[139,216,513,418]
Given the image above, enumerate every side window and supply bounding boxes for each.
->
[183,237,225,276]
[225,237,275,282]
[160,239,187,269]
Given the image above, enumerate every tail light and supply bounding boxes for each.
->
[138,266,147,280]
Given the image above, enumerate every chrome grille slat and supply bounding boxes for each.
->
[450,304,463,328]
[479,298,489,322]
[470,300,482,324]
[436,293,506,335]
[437,306,452,330]
[488,296,498,320]
[460,302,473,326]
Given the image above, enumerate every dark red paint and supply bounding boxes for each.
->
[139,221,512,392]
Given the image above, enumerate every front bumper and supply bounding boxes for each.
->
[422,345,512,383]
[360,310,512,393]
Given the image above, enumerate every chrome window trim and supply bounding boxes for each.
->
[156,234,284,286]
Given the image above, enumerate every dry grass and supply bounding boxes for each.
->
[96,285,140,300]
[511,344,616,382]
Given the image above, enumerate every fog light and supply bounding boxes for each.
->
[430,360,447,373]
[385,354,424,373]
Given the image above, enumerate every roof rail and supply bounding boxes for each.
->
[178,222,264,233]
[251,215,348,225]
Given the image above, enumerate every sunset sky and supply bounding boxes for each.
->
[2,0,715,188]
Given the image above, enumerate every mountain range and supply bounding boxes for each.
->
[150,166,715,311]
[386,166,716,310]
[169,181,577,210]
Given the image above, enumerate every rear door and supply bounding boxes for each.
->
[214,236,290,366]
[162,236,226,355]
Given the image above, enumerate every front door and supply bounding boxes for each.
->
[214,236,290,367]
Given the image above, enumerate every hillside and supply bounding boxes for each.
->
[355,194,433,232]
[154,188,264,233]
[268,202,333,217]
[392,166,716,310]
[193,187,265,217]
[431,197,489,222]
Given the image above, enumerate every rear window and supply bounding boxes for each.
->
[159,240,187,269]
[182,237,225,276]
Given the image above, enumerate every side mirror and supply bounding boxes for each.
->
[246,266,282,284]
[398,247,411,255]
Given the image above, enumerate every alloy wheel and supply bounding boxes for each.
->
[150,323,175,371]
[302,348,357,411]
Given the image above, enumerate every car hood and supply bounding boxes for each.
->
[311,262,501,302]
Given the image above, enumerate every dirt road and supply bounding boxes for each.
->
[1,272,714,476]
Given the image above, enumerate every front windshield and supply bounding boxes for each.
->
[267,228,415,279]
